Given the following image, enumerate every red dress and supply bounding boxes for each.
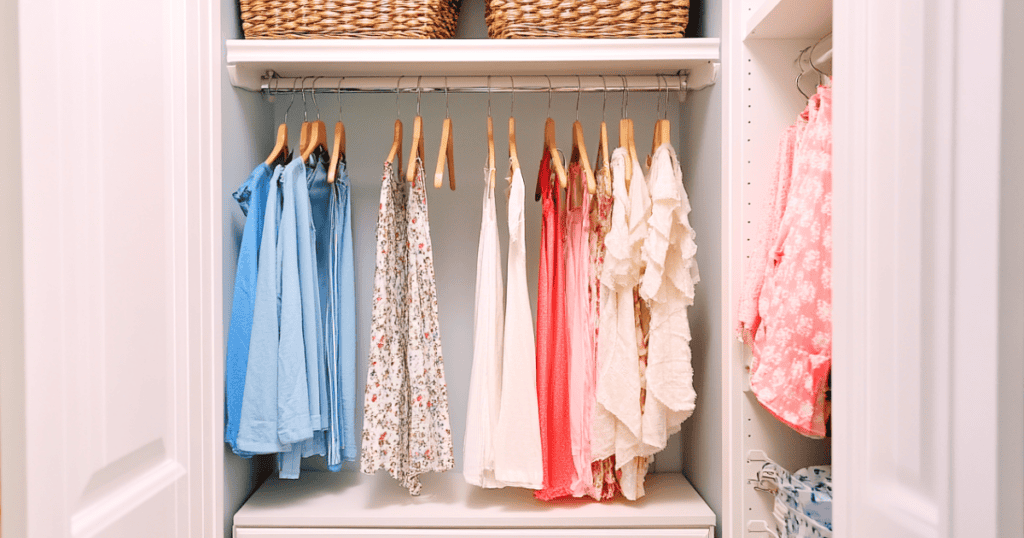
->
[534,149,577,500]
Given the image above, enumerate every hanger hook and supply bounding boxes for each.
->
[663,73,671,118]
[300,77,309,122]
[486,75,492,118]
[576,75,582,122]
[395,75,404,118]
[416,76,422,116]
[795,47,811,99]
[655,76,662,118]
[337,76,344,118]
[444,76,450,118]
[282,78,295,124]
[311,76,322,121]
[545,75,553,116]
[509,75,515,116]
[620,75,628,119]
[601,75,608,122]
[809,31,832,83]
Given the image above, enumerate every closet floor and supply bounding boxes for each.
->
[234,472,716,536]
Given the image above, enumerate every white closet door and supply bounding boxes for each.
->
[16,0,220,536]
[834,0,1007,536]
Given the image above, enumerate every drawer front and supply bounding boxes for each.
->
[235,528,713,538]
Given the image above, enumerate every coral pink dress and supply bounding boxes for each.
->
[565,162,596,499]
[534,149,577,500]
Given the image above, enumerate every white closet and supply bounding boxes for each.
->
[5,0,1020,537]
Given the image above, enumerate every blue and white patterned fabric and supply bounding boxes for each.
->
[762,463,832,538]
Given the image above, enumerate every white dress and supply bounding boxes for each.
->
[464,168,505,488]
[639,143,699,454]
[593,148,652,500]
[492,166,544,489]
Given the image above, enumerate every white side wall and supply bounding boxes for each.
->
[221,1,276,536]
[0,0,26,536]
[680,2,725,538]
[998,1,1024,536]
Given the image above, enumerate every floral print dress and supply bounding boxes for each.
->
[361,160,455,495]
[587,164,620,501]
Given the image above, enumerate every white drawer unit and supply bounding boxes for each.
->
[234,473,715,538]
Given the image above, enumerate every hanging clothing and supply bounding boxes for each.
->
[361,160,412,490]
[278,154,330,479]
[750,86,833,439]
[638,143,699,454]
[565,162,596,499]
[587,163,620,500]
[492,166,544,490]
[237,157,313,455]
[361,159,455,495]
[404,158,456,490]
[464,167,505,488]
[736,124,799,347]
[323,160,358,469]
[594,148,651,501]
[225,162,273,456]
[534,149,577,501]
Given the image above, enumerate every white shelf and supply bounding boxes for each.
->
[225,38,720,91]
[745,0,832,40]
[234,472,716,530]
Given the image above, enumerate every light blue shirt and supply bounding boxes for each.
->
[324,161,358,467]
[279,154,331,478]
[331,161,360,463]
[236,158,313,454]
[225,163,272,455]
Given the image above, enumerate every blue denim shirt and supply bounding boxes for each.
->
[225,163,272,455]
[236,158,313,454]
[279,154,332,478]
[324,161,358,467]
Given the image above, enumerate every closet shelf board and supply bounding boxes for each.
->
[225,38,721,91]
[233,472,716,529]
[744,0,833,40]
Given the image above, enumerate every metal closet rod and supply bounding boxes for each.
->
[260,74,688,94]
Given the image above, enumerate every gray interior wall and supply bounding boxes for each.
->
[679,1,724,537]
[998,1,1024,536]
[221,0,276,536]
[0,0,27,536]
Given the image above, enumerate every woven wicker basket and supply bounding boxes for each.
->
[240,0,462,39]
[486,0,689,39]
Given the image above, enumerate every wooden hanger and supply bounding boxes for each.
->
[569,77,595,196]
[534,117,568,201]
[266,123,289,166]
[507,77,521,183]
[264,79,289,166]
[327,121,346,183]
[487,115,496,189]
[386,78,404,174]
[596,120,611,193]
[386,119,403,173]
[572,121,596,195]
[627,119,639,185]
[647,77,672,168]
[406,115,425,183]
[302,78,329,161]
[648,118,671,168]
[327,81,347,184]
[434,117,456,190]
[619,117,633,188]
[433,81,456,190]
[303,118,327,162]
